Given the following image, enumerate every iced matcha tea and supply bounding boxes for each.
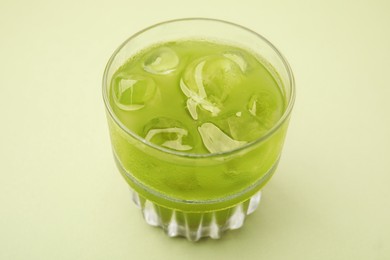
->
[103,19,295,241]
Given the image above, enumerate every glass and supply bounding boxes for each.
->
[102,18,295,241]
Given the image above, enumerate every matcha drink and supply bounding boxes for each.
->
[103,19,295,241]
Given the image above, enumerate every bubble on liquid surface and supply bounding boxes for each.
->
[143,47,179,75]
[113,74,156,111]
[247,92,282,129]
[198,122,247,153]
[143,117,193,151]
[180,54,245,119]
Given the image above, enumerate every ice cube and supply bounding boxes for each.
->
[225,111,268,141]
[143,117,193,151]
[193,55,243,102]
[145,128,192,151]
[143,47,179,75]
[180,77,221,120]
[223,51,248,73]
[180,54,243,119]
[202,54,244,97]
[198,122,247,153]
[112,74,156,111]
[180,60,207,99]
[247,92,281,129]
[186,98,199,120]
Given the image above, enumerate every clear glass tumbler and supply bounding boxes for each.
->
[103,18,295,241]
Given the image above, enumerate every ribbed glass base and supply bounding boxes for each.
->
[130,189,262,241]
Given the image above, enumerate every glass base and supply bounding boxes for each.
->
[130,189,262,241]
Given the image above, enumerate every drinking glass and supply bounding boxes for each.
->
[102,18,295,241]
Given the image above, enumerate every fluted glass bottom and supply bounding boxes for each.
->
[130,189,262,241]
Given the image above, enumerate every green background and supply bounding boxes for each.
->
[1,0,389,259]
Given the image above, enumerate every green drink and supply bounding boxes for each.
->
[103,19,295,241]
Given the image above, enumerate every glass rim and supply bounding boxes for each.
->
[102,17,296,158]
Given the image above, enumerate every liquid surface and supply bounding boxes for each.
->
[110,40,285,154]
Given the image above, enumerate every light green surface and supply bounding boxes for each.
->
[0,0,389,259]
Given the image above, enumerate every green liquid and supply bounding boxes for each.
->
[108,40,288,212]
